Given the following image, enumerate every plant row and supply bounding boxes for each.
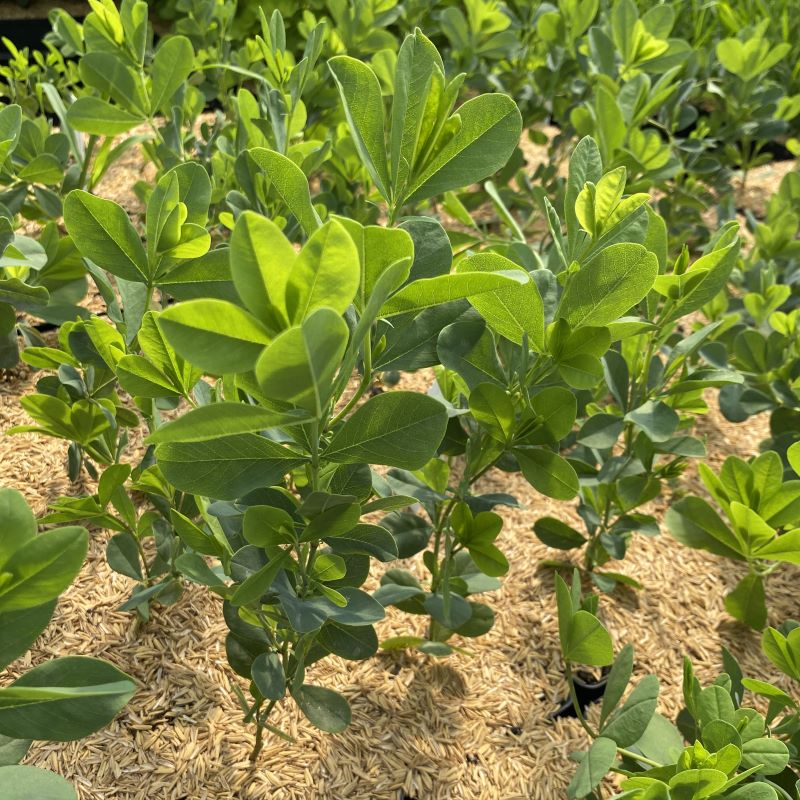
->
[1,2,800,799]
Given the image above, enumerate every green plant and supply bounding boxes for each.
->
[666,447,800,629]
[558,570,794,799]
[0,487,136,798]
[328,28,522,223]
[532,140,742,590]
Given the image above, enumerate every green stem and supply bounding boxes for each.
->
[330,332,372,426]
[77,134,99,190]
[616,748,663,769]
[565,663,598,738]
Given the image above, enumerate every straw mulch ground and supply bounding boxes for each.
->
[2,359,798,800]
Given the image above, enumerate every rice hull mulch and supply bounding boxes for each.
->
[2,361,797,800]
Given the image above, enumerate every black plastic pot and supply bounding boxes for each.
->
[549,666,611,721]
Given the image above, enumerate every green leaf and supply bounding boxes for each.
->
[469,383,514,442]
[66,97,144,136]
[578,413,624,449]
[285,220,360,324]
[105,532,143,581]
[251,653,285,701]
[514,447,579,500]
[317,622,378,661]
[600,644,634,726]
[0,735,31,767]
[0,488,36,566]
[740,737,790,774]
[380,270,528,317]
[0,602,56,671]
[601,674,659,746]
[533,517,586,549]
[0,766,77,800]
[564,610,614,666]
[64,191,148,283]
[156,434,305,500]
[389,31,442,198]
[0,527,88,613]
[665,497,744,561]
[296,685,351,733]
[0,656,135,740]
[566,736,617,799]
[724,573,767,629]
[328,56,391,202]
[625,400,679,443]
[325,392,448,470]
[255,307,349,415]
[159,300,271,374]
[404,93,522,205]
[146,403,310,445]
[458,252,545,350]
[248,148,322,236]
[559,243,658,328]
[229,211,295,326]
[150,35,194,115]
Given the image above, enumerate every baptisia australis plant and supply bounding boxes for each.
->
[531,138,743,592]
[667,445,800,630]
[557,571,794,800]
[139,211,529,751]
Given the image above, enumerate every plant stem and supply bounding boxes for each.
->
[77,134,99,190]
[565,663,598,738]
[616,748,663,769]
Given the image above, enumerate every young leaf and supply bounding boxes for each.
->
[255,307,349,415]
[328,56,391,202]
[563,610,614,666]
[150,36,194,115]
[284,220,360,323]
[229,211,295,325]
[159,300,272,375]
[403,94,522,205]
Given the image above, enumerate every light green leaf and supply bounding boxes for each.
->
[285,220,360,323]
[458,252,544,350]
[64,191,148,283]
[66,97,144,136]
[380,270,528,317]
[248,148,322,236]
[230,211,295,326]
[0,527,88,613]
[159,300,272,374]
[0,766,77,800]
[255,307,349,415]
[559,243,658,328]
[150,35,194,115]
[328,56,391,202]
